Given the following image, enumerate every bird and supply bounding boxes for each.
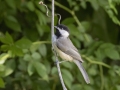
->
[53,24,90,84]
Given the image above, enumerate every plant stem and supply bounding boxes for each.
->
[99,65,104,90]
[51,0,67,90]
[82,55,111,68]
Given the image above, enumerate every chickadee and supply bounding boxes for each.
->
[53,24,90,84]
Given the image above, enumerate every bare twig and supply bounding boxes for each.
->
[39,1,67,90]
[56,14,61,25]
[51,0,67,90]
[39,1,61,25]
[39,1,50,17]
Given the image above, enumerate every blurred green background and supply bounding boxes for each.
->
[0,0,120,90]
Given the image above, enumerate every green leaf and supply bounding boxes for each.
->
[0,53,10,64]
[62,17,75,25]
[88,65,97,76]
[23,54,32,61]
[89,0,99,10]
[15,38,32,49]
[61,62,73,69]
[30,41,50,52]
[28,62,34,76]
[36,23,44,37]
[1,45,10,51]
[0,65,5,77]
[4,60,16,76]
[0,32,13,44]
[105,48,120,60]
[99,43,115,49]
[81,21,91,31]
[5,0,16,9]
[0,65,5,72]
[51,67,57,75]
[84,85,93,90]
[30,41,42,52]
[38,44,47,56]
[116,85,120,90]
[71,84,82,90]
[35,10,47,25]
[0,78,5,88]
[62,69,73,89]
[26,1,35,11]
[80,1,87,9]
[10,45,23,56]
[32,52,41,60]
[33,61,48,80]
[4,16,21,32]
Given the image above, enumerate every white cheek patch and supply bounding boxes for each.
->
[57,28,69,37]
[60,29,69,37]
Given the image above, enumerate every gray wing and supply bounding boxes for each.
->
[56,37,83,62]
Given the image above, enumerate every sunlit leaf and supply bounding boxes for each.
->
[0,53,10,64]
[4,60,16,76]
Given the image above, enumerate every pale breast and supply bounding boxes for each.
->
[53,42,73,62]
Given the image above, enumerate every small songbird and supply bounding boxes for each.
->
[53,24,90,84]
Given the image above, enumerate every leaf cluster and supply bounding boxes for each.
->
[0,0,120,90]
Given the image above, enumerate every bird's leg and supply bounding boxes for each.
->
[59,60,68,64]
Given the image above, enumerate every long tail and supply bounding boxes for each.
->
[73,60,90,84]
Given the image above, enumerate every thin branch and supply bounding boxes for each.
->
[55,14,61,25]
[82,55,111,68]
[49,0,91,42]
[99,65,104,90]
[39,1,67,90]
[39,1,50,17]
[51,0,67,90]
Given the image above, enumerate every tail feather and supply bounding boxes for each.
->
[73,60,90,84]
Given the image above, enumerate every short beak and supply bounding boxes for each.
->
[54,26,57,29]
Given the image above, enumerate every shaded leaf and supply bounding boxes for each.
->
[62,17,75,25]
[4,16,21,32]
[71,84,82,90]
[0,32,13,44]
[32,52,41,60]
[62,69,73,89]
[38,44,47,56]
[15,38,32,49]
[104,48,119,60]
[26,1,35,11]
[28,62,34,76]
[10,45,23,56]
[5,0,16,9]
[23,54,32,61]
[0,78,5,88]
[33,61,48,80]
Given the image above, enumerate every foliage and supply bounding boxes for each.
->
[0,0,120,90]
